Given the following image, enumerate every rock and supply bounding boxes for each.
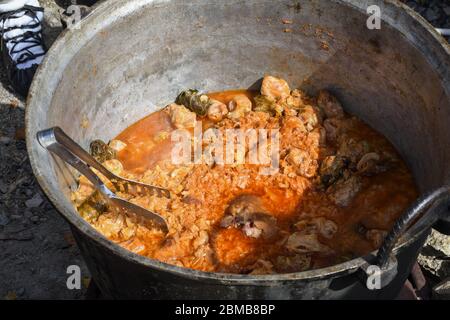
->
[0,136,12,144]
[425,7,439,22]
[0,180,7,193]
[25,194,43,208]
[0,231,33,241]
[432,278,450,300]
[0,212,10,226]
[16,288,25,296]
[30,216,40,223]
[444,6,450,16]
[417,229,450,279]
[24,210,33,219]
[425,228,450,256]
[44,7,63,29]
[63,232,76,246]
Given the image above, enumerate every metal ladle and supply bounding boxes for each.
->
[37,127,169,233]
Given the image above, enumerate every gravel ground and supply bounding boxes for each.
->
[0,0,93,300]
[0,0,448,300]
[402,0,450,29]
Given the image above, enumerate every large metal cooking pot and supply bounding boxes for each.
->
[26,0,449,299]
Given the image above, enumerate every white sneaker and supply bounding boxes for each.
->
[0,0,46,96]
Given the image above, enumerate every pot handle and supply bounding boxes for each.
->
[358,185,450,288]
[376,185,450,268]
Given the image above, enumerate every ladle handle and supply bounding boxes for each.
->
[36,128,114,198]
[376,185,450,268]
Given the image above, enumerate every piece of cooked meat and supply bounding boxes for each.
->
[319,155,349,187]
[298,105,322,132]
[286,233,333,254]
[227,94,252,119]
[221,195,278,239]
[167,103,197,129]
[317,90,345,119]
[327,175,362,207]
[207,99,228,122]
[261,75,291,100]
[295,217,338,239]
[285,148,318,178]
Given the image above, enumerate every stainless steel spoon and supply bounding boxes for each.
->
[37,127,169,233]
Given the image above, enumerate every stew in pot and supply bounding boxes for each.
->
[72,75,417,274]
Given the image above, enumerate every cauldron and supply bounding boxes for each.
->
[26,0,450,299]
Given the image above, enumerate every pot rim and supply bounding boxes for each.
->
[25,0,448,285]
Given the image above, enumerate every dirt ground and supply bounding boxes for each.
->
[0,0,448,300]
[0,0,96,300]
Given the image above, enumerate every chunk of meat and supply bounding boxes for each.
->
[308,127,326,147]
[317,90,345,119]
[226,194,264,219]
[103,159,123,176]
[319,155,348,187]
[323,118,344,143]
[283,89,304,110]
[108,139,127,153]
[193,230,210,248]
[356,152,389,176]
[298,105,321,131]
[182,195,202,205]
[286,233,333,254]
[207,100,228,122]
[337,135,370,164]
[253,217,278,239]
[295,217,338,239]
[167,103,196,129]
[261,75,291,100]
[242,222,263,238]
[222,212,278,239]
[227,94,252,119]
[323,118,342,143]
[274,254,311,273]
[72,160,123,207]
[328,176,362,207]
[77,201,102,222]
[220,215,236,228]
[249,259,274,275]
[253,95,282,117]
[357,153,379,171]
[122,237,147,255]
[316,218,338,239]
[221,195,278,239]
[71,175,95,207]
[95,213,126,239]
[281,116,307,135]
[285,148,318,178]
[282,105,298,116]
